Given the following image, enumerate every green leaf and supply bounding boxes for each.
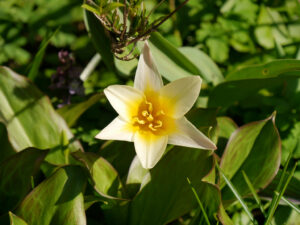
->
[217,117,238,154]
[260,170,300,204]
[206,38,229,63]
[9,212,28,225]
[0,148,47,214]
[128,147,220,225]
[84,10,115,71]
[226,60,300,81]
[72,151,124,199]
[0,122,15,163]
[102,3,124,14]
[149,32,200,82]
[57,93,103,127]
[220,114,281,203]
[16,166,87,225]
[27,27,60,81]
[179,47,224,85]
[0,67,82,164]
[208,60,300,108]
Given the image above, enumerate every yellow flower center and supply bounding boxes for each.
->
[131,94,175,135]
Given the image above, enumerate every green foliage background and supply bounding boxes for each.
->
[0,0,300,224]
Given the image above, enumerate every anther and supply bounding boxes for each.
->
[148,123,157,131]
[142,110,149,117]
[154,120,162,128]
[145,100,153,112]
[133,117,146,125]
[147,114,154,122]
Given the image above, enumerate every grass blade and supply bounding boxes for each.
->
[80,53,101,81]
[216,163,256,224]
[27,27,60,81]
[187,177,211,225]
[242,170,266,217]
[264,146,296,225]
[279,195,300,214]
[265,162,298,225]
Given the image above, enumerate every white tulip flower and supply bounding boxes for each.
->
[96,42,217,169]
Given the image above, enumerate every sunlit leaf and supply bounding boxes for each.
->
[16,166,87,225]
[220,114,281,203]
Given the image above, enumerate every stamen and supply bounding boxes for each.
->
[154,120,162,128]
[142,110,149,117]
[133,117,146,125]
[145,100,153,112]
[147,114,154,122]
[148,123,157,131]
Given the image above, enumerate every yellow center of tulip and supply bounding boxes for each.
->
[130,92,175,135]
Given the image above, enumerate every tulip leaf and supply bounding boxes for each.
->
[220,114,281,203]
[0,148,47,214]
[83,10,115,71]
[16,166,87,225]
[148,32,200,82]
[72,151,124,199]
[208,60,300,107]
[9,212,28,225]
[179,47,224,85]
[128,147,220,225]
[0,66,82,165]
[57,93,103,127]
[0,122,15,163]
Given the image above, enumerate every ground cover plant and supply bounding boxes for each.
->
[0,0,300,224]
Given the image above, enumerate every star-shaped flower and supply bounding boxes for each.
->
[96,42,216,169]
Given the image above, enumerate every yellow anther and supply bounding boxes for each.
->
[148,123,157,131]
[133,117,146,125]
[145,100,153,112]
[142,110,149,117]
[147,114,154,122]
[154,120,162,128]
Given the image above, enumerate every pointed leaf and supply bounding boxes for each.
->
[0,67,82,164]
[9,212,28,225]
[16,166,87,225]
[0,148,47,214]
[220,114,281,203]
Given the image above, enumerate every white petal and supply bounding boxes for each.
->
[134,41,163,92]
[134,132,168,169]
[159,76,202,119]
[104,85,144,121]
[95,116,134,142]
[168,117,217,150]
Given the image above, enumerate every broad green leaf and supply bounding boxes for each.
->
[9,212,28,225]
[220,114,281,203]
[99,141,136,179]
[0,122,15,163]
[72,151,124,199]
[84,10,115,71]
[0,148,47,214]
[0,67,82,164]
[217,117,238,140]
[128,147,220,225]
[226,60,300,81]
[179,47,224,85]
[218,203,234,225]
[16,166,87,225]
[57,93,103,127]
[149,32,200,81]
[208,60,300,108]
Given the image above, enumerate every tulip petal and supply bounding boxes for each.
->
[134,42,163,92]
[168,117,217,150]
[134,132,168,169]
[160,76,202,119]
[104,85,144,121]
[95,116,134,142]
